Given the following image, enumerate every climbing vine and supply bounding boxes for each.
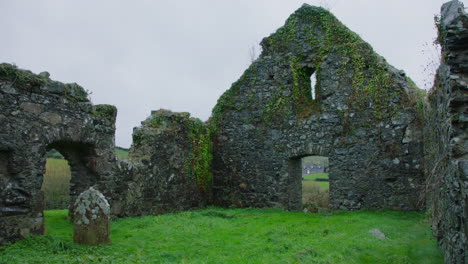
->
[188,119,213,194]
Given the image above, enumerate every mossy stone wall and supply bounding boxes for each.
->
[211,4,426,211]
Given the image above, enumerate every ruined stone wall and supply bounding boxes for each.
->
[0,64,116,245]
[424,1,468,262]
[108,110,211,217]
[211,4,426,211]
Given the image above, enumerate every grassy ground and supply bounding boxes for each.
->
[0,208,442,264]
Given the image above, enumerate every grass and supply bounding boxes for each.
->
[115,148,129,159]
[302,173,329,212]
[303,173,329,189]
[41,158,71,210]
[0,208,442,263]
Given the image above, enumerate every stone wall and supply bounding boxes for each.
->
[2,4,466,262]
[0,64,116,245]
[424,1,468,262]
[210,4,426,211]
[108,110,211,217]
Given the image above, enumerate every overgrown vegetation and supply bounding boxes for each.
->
[0,208,443,263]
[188,119,213,194]
[92,105,117,120]
[302,173,329,213]
[0,63,91,102]
[0,63,49,90]
[211,4,413,131]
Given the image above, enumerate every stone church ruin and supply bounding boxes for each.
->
[0,1,466,262]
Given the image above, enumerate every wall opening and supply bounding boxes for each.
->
[288,155,329,212]
[41,141,98,213]
[302,156,329,212]
[41,149,71,210]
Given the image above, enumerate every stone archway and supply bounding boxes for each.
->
[0,64,117,245]
[44,141,99,213]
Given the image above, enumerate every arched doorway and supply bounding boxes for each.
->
[42,141,98,213]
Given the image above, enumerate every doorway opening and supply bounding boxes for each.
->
[41,149,71,210]
[301,156,329,212]
[41,141,98,214]
[286,155,329,212]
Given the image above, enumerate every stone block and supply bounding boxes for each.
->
[73,187,110,245]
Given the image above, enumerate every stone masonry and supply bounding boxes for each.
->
[0,2,466,262]
[424,1,468,262]
[108,110,211,217]
[0,64,116,245]
[210,4,425,211]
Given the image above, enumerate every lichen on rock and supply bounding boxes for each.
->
[73,187,110,245]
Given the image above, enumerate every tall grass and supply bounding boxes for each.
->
[302,173,329,212]
[41,158,71,210]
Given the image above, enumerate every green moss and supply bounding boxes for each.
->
[92,105,117,120]
[63,83,90,103]
[0,63,49,90]
[210,64,258,132]
[262,5,401,123]
[0,63,90,102]
[188,119,213,195]
[290,56,321,118]
[213,5,407,130]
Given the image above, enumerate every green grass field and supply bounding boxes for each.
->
[303,173,329,189]
[115,148,129,159]
[0,208,442,264]
[41,158,71,209]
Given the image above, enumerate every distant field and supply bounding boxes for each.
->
[303,173,329,189]
[41,158,71,209]
[0,208,442,263]
[115,147,129,159]
[42,147,129,209]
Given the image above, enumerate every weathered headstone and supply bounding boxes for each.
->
[73,187,110,245]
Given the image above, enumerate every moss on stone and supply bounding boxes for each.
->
[0,63,91,103]
[188,119,213,194]
[129,110,213,195]
[262,5,402,121]
[92,105,117,120]
[0,63,49,90]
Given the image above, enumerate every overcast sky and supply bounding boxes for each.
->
[1,0,466,148]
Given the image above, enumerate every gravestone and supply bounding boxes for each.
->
[73,187,110,245]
